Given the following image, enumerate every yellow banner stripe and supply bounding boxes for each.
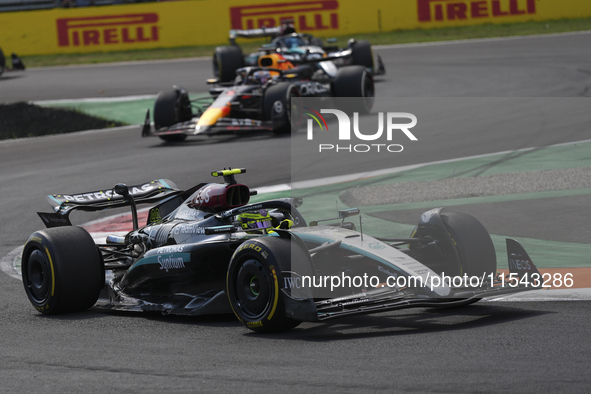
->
[1,1,590,56]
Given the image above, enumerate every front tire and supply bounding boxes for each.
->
[441,212,497,277]
[227,237,308,333]
[153,88,192,142]
[21,226,104,315]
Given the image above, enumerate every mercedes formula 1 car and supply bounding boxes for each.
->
[213,22,385,83]
[141,53,374,142]
[22,169,541,333]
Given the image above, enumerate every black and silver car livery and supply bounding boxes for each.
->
[22,168,542,333]
[213,20,385,83]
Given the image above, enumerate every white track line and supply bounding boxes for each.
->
[254,138,591,194]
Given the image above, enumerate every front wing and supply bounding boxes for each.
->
[142,116,275,138]
[282,235,543,323]
[284,275,541,323]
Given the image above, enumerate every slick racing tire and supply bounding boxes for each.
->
[0,47,5,77]
[350,40,374,69]
[263,82,302,134]
[213,46,244,83]
[227,237,309,333]
[441,212,497,277]
[153,88,192,142]
[332,65,374,114]
[21,226,104,315]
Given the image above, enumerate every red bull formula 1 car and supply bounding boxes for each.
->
[142,51,374,142]
[22,169,542,333]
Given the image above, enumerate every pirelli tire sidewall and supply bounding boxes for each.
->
[21,226,104,315]
[227,237,299,333]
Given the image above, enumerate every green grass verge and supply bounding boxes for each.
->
[21,17,591,68]
[41,98,156,126]
[0,102,125,140]
[249,140,591,269]
[38,92,211,125]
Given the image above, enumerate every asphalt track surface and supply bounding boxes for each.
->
[1,32,591,392]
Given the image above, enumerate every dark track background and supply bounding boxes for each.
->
[1,32,590,392]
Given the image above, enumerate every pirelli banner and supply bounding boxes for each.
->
[1,0,590,56]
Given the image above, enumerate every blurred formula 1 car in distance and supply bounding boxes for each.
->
[142,52,374,142]
[0,47,25,77]
[213,20,385,83]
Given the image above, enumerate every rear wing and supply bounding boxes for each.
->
[38,179,181,227]
[229,27,282,43]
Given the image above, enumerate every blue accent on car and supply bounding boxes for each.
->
[48,195,63,205]
[159,179,172,189]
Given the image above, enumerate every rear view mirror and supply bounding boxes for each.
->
[339,208,360,218]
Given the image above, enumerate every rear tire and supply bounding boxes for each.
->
[227,237,310,333]
[153,88,192,142]
[213,46,244,83]
[350,40,374,69]
[332,65,374,113]
[263,82,302,134]
[441,212,497,277]
[21,226,104,315]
